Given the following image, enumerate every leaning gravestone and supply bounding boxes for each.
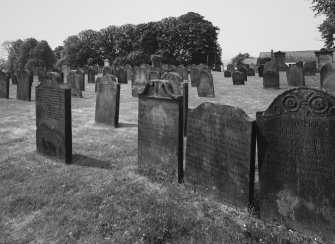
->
[258,65,264,77]
[320,62,335,93]
[16,70,32,101]
[0,71,10,99]
[287,65,305,87]
[95,74,120,127]
[138,80,183,182]
[224,70,231,77]
[88,66,95,83]
[296,61,303,68]
[186,102,256,209]
[256,87,335,237]
[132,67,149,97]
[232,71,245,85]
[197,70,215,97]
[67,71,82,97]
[263,62,279,89]
[36,72,72,163]
[115,67,127,84]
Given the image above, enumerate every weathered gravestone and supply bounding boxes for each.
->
[103,66,113,76]
[88,66,95,83]
[132,67,149,97]
[303,61,317,76]
[224,70,231,77]
[296,61,303,68]
[93,65,98,75]
[232,71,245,85]
[256,87,335,237]
[186,102,256,209]
[258,65,264,77]
[115,67,127,84]
[16,70,32,101]
[287,65,305,87]
[75,70,85,91]
[227,64,234,73]
[95,74,120,127]
[138,80,183,182]
[247,68,255,76]
[320,62,335,93]
[197,70,215,97]
[190,65,199,87]
[67,71,83,97]
[237,66,247,81]
[0,71,9,99]
[36,72,72,163]
[263,62,279,89]
[151,55,162,69]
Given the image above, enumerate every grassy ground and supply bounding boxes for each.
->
[0,72,333,243]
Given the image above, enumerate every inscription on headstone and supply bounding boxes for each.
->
[0,71,10,99]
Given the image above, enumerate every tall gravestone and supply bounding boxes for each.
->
[132,67,149,97]
[115,67,127,84]
[88,66,95,83]
[320,62,335,94]
[16,70,32,101]
[186,103,256,209]
[151,55,162,69]
[258,65,264,77]
[274,51,287,71]
[232,71,245,85]
[138,80,183,182]
[190,65,199,87]
[263,62,279,89]
[257,87,335,237]
[95,74,120,127]
[36,72,72,163]
[75,70,85,91]
[197,70,215,97]
[0,71,10,99]
[287,65,305,87]
[67,71,82,97]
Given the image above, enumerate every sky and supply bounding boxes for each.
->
[0,0,325,64]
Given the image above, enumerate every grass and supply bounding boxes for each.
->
[0,72,333,243]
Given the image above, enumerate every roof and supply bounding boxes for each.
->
[259,50,319,63]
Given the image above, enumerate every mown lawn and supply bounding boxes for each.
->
[0,72,332,243]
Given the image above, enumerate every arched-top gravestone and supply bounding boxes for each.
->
[132,67,149,97]
[287,65,305,87]
[197,70,215,97]
[0,71,9,99]
[256,87,335,237]
[232,71,244,85]
[263,62,279,89]
[16,69,32,101]
[67,71,82,98]
[103,66,113,76]
[320,62,335,94]
[36,72,72,163]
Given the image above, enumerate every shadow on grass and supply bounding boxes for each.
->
[118,122,137,128]
[71,154,113,169]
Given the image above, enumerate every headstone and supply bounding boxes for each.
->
[263,62,279,89]
[0,71,10,99]
[138,80,183,182]
[190,66,199,87]
[197,70,215,97]
[35,72,72,163]
[103,66,113,76]
[151,55,162,69]
[95,74,120,127]
[287,65,305,87]
[149,71,161,81]
[296,61,303,68]
[237,66,247,81]
[186,102,256,209]
[232,71,245,85]
[67,71,82,97]
[224,70,231,77]
[320,62,335,93]
[16,70,32,101]
[227,64,234,73]
[258,65,264,77]
[93,65,98,75]
[249,63,256,71]
[315,50,334,71]
[11,73,17,85]
[88,66,95,83]
[247,68,255,76]
[75,70,85,91]
[256,87,335,236]
[132,67,149,97]
[303,61,317,76]
[115,67,127,84]
[274,51,287,71]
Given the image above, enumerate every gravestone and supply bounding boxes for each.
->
[75,70,85,91]
[0,71,10,99]
[36,72,72,163]
[149,71,161,81]
[258,65,264,77]
[287,65,305,87]
[93,65,98,75]
[256,87,335,237]
[186,102,256,209]
[95,74,120,127]
[16,70,32,101]
[138,80,183,182]
[315,50,334,71]
[45,72,63,84]
[103,66,113,76]
[263,62,279,89]
[197,70,215,97]
[11,73,17,84]
[247,68,255,76]
[296,61,303,68]
[237,66,247,81]
[115,67,127,84]
[151,55,162,69]
[190,66,199,87]
[227,64,234,73]
[67,71,82,97]
[88,66,95,83]
[303,61,317,76]
[224,70,231,77]
[132,67,149,97]
[320,62,335,94]
[232,71,245,85]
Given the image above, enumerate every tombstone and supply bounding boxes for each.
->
[132,67,149,97]
[75,70,85,91]
[43,72,63,84]
[263,62,279,89]
[303,61,317,76]
[151,55,162,69]
[258,65,264,77]
[198,64,211,73]
[320,62,335,94]
[35,72,72,163]
[103,66,112,76]
[149,71,161,81]
[83,65,89,75]
[232,71,245,85]
[67,71,82,97]
[95,74,120,127]
[237,66,247,81]
[115,67,127,84]
[224,70,231,77]
[98,66,103,74]
[256,87,335,237]
[93,65,99,75]
[197,70,215,97]
[274,51,287,71]
[88,66,95,83]
[190,66,199,87]
[186,102,256,209]
[227,64,234,73]
[16,70,32,101]
[296,61,303,68]
[315,50,334,71]
[249,63,256,71]
[247,68,255,76]
[138,80,183,182]
[0,71,10,99]
[182,82,188,137]
[287,65,305,87]
[175,67,188,81]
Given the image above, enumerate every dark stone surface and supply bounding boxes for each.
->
[190,65,199,87]
[115,67,127,84]
[296,61,303,68]
[227,64,234,73]
[197,70,215,97]
[186,102,255,209]
[0,71,9,99]
[95,74,120,127]
[16,70,32,101]
[183,82,188,137]
[67,71,82,97]
[263,62,279,89]
[11,74,17,84]
[75,70,85,91]
[149,71,161,81]
[232,71,245,85]
[88,66,95,83]
[224,70,231,77]
[247,68,255,76]
[138,80,183,182]
[303,61,317,76]
[258,65,264,77]
[103,66,113,76]
[287,65,305,87]
[320,62,335,93]
[151,55,162,69]
[237,66,247,81]
[132,67,149,97]
[256,87,335,237]
[36,72,72,163]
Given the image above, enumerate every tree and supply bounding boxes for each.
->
[231,53,250,67]
[26,40,56,70]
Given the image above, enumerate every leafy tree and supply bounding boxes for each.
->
[7,39,23,73]
[53,46,64,60]
[231,53,250,67]
[26,40,56,70]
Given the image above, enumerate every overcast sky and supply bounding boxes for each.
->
[0,0,325,63]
